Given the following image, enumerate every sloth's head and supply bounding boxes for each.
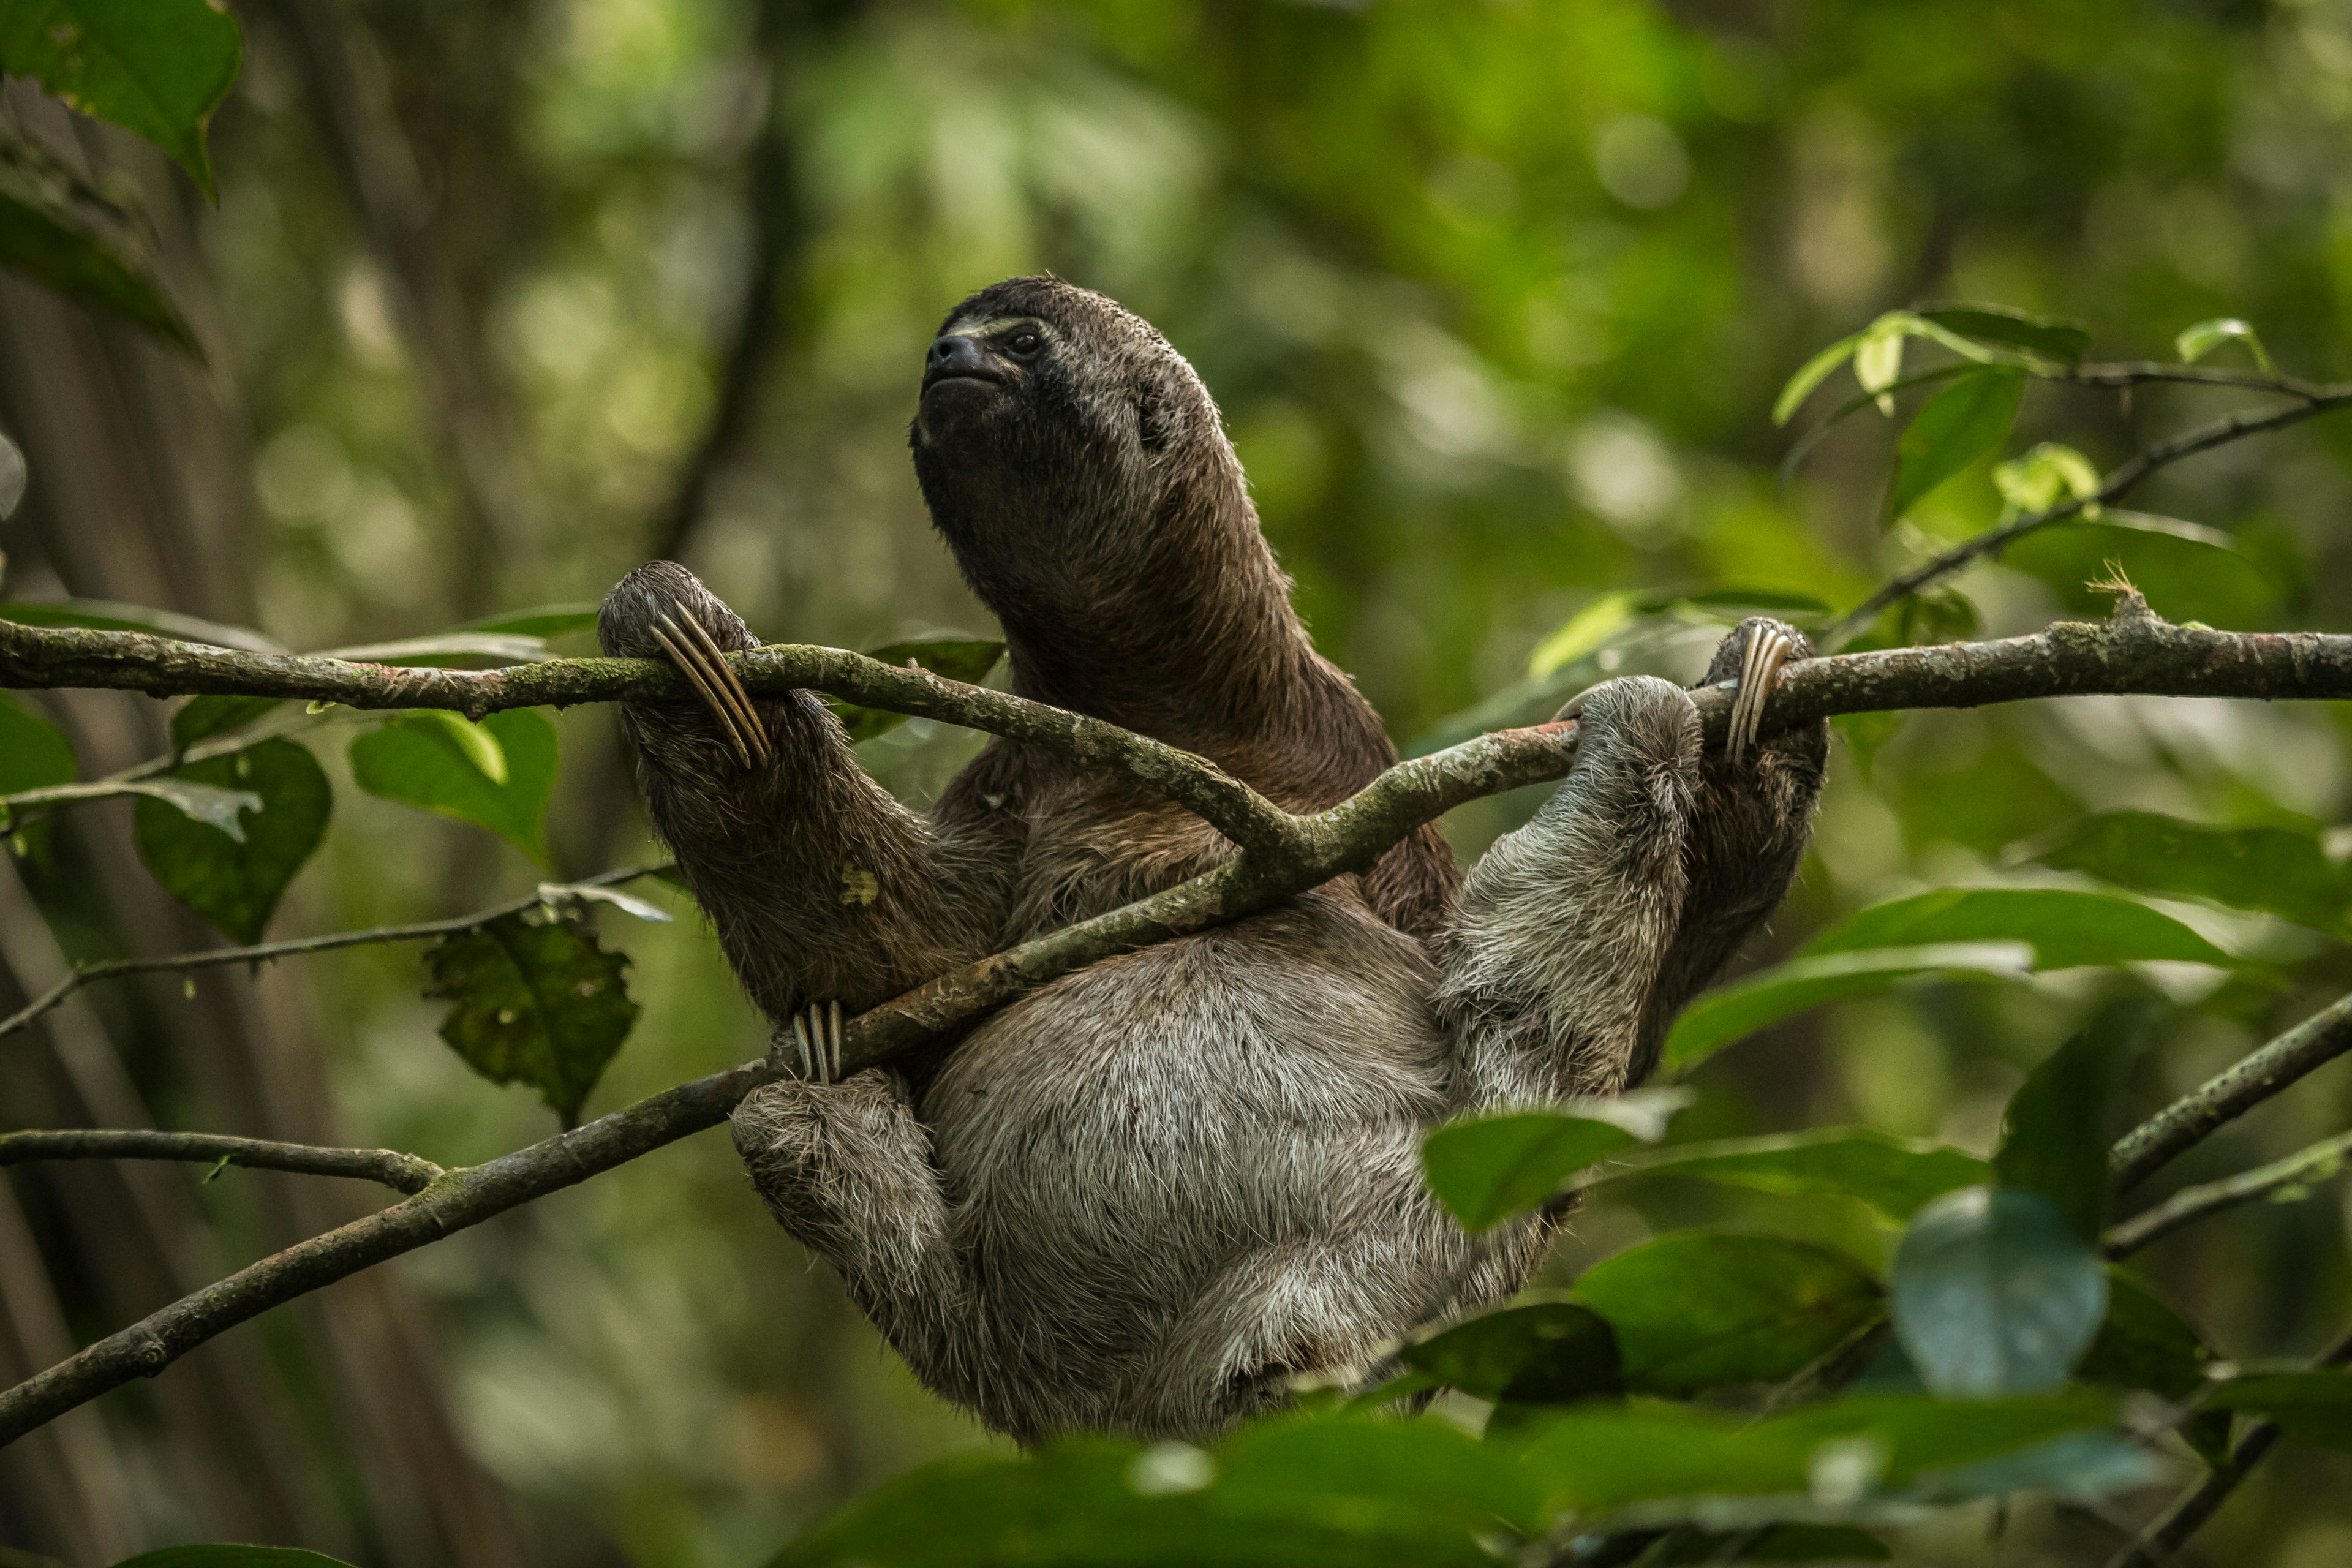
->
[907,277,1265,652]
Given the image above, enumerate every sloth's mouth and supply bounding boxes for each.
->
[921,368,1007,395]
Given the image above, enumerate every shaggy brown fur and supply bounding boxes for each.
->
[599,278,1825,1440]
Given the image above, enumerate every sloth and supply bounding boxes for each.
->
[597,276,1826,1442]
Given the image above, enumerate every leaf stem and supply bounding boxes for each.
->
[2104,1129,2352,1258]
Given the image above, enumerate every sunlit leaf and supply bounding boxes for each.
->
[1992,1001,2150,1239]
[829,638,1006,742]
[0,597,284,652]
[170,693,284,752]
[132,739,330,943]
[1773,331,1861,425]
[0,0,244,199]
[1852,316,1906,399]
[0,693,75,797]
[1662,943,2035,1072]
[2204,1370,2352,1449]
[2027,810,2352,935]
[1608,1129,1987,1224]
[1992,442,2102,514]
[1422,1090,1691,1231]
[1919,305,2092,364]
[350,707,556,862]
[1891,1186,2108,1397]
[1528,592,1638,678]
[1887,368,2022,522]
[0,126,198,352]
[1575,1233,1883,1396]
[1806,887,2232,970]
[422,911,637,1127]
[1401,1300,1623,1404]
[2175,317,2278,378]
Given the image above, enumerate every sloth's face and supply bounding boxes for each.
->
[911,313,1049,443]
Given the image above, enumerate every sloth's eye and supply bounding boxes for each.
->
[1008,331,1041,356]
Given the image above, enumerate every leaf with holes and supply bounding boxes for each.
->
[0,0,244,199]
[422,913,637,1126]
[351,707,556,862]
[131,739,330,943]
[1576,1233,1885,1396]
[828,638,1006,742]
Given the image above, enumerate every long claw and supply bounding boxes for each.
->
[827,1000,844,1081]
[790,1014,815,1080]
[1728,628,1794,766]
[676,612,774,766]
[651,615,758,769]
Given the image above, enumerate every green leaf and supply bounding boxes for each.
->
[0,597,284,652]
[1528,592,1638,677]
[0,126,198,352]
[127,777,260,837]
[1611,1129,1988,1224]
[1887,368,2023,523]
[0,693,75,796]
[1890,1186,2108,1397]
[2204,1370,2352,1449]
[1507,1389,2116,1514]
[1662,943,2034,1072]
[2003,517,2280,626]
[1773,331,1861,426]
[2175,317,2278,378]
[2078,1273,2230,1463]
[1992,442,2102,514]
[131,739,331,943]
[114,1550,358,1568]
[350,707,556,862]
[1576,1234,1883,1396]
[465,603,601,639]
[0,0,244,200]
[422,911,638,1126]
[399,709,507,785]
[1851,316,1906,398]
[828,638,1006,742]
[170,694,282,750]
[2029,810,2352,935]
[1401,1300,1623,1404]
[1421,1090,1691,1231]
[1650,1525,1891,1564]
[1919,305,2092,364]
[1992,1001,2151,1239]
[1806,887,2233,970]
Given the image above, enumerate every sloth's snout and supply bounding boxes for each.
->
[925,334,993,387]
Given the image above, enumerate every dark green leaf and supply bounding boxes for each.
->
[1653,1525,1890,1563]
[1506,1389,2115,1514]
[132,739,330,943]
[113,1551,357,1568]
[0,127,198,352]
[828,638,1006,742]
[2003,518,2280,626]
[1992,1001,2151,1238]
[0,693,75,796]
[0,0,244,199]
[422,912,637,1126]
[0,597,284,652]
[1909,1428,2164,1503]
[2078,1273,2229,1463]
[1614,1129,1987,1224]
[1401,1300,1623,1404]
[1662,943,2034,1072]
[350,707,557,862]
[1890,1187,2108,1396]
[170,694,282,750]
[1421,1091,1688,1231]
[1807,888,2233,970]
[465,603,601,639]
[1919,305,2092,363]
[1887,368,2022,522]
[2029,811,2352,935]
[1575,1233,1884,1396]
[2204,1371,2352,1449]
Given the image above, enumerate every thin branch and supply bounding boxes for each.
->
[2111,990,2352,1191]
[0,865,665,1046]
[1823,380,2352,649]
[2058,361,2330,399]
[2105,1325,2352,1568]
[0,1130,442,1195]
[2104,1129,2352,1259]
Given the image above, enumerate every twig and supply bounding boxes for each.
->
[2111,990,2352,1191]
[1823,382,2352,649]
[0,865,665,1046]
[2105,1325,2352,1568]
[2104,1129,2352,1259]
[0,1131,442,1195]
[2058,361,2331,399]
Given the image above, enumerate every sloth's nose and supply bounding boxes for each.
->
[927,334,987,378]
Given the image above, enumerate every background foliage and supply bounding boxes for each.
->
[4,0,2352,1564]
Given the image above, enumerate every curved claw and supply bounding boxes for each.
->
[1726,626,1795,767]
[786,1002,845,1084]
[650,610,773,769]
